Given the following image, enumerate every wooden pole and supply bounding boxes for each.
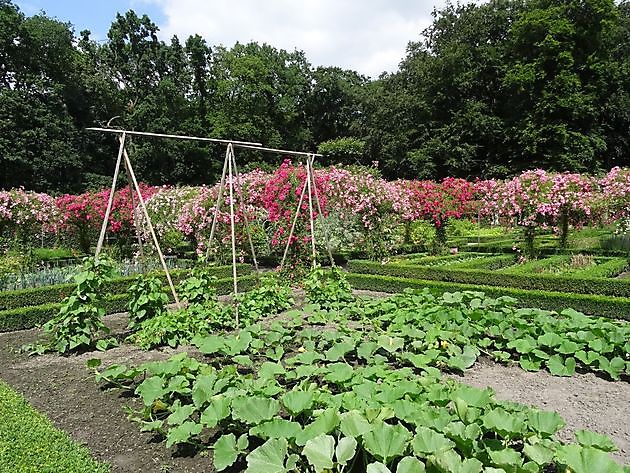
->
[279,177,308,272]
[226,144,239,326]
[95,132,126,259]
[305,156,317,267]
[206,147,230,259]
[230,150,260,277]
[86,127,262,147]
[309,155,335,266]
[123,157,144,260]
[121,144,181,309]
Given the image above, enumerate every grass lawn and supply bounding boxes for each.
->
[0,379,109,473]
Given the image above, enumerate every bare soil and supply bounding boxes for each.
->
[0,308,628,471]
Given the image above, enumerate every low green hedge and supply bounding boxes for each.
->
[0,264,251,311]
[348,259,630,298]
[459,243,630,257]
[0,380,109,472]
[0,275,257,332]
[447,254,515,270]
[347,273,630,320]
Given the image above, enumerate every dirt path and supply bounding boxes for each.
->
[447,357,630,464]
[0,312,628,471]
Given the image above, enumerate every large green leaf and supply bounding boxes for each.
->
[336,437,357,466]
[195,335,225,354]
[135,376,166,407]
[556,445,623,473]
[546,355,576,377]
[232,396,280,424]
[165,420,202,448]
[303,434,335,472]
[250,419,302,440]
[447,345,478,371]
[488,447,522,468]
[326,341,355,361]
[412,426,455,455]
[281,390,314,415]
[482,408,525,438]
[245,438,288,473]
[396,456,426,473]
[200,395,231,428]
[523,442,555,465]
[191,373,218,408]
[213,434,239,471]
[364,421,412,464]
[367,462,392,473]
[527,411,565,437]
[167,402,196,426]
[377,335,405,353]
[340,410,373,437]
[574,430,618,452]
[324,362,354,383]
[295,408,340,446]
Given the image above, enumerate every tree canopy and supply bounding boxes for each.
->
[0,0,628,192]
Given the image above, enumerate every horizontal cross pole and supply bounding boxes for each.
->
[85,127,263,146]
[234,143,322,158]
[86,127,322,158]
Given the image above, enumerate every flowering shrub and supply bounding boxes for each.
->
[0,188,59,247]
[177,170,270,259]
[479,170,594,254]
[395,178,476,252]
[55,184,159,253]
[262,160,328,271]
[142,186,200,254]
[599,167,630,229]
[326,166,397,259]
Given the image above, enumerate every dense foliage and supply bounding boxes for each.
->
[90,288,628,472]
[1,0,629,192]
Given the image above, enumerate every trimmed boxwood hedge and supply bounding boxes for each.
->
[347,273,630,320]
[0,274,256,333]
[347,260,630,298]
[0,264,251,311]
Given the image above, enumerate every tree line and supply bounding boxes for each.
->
[0,0,628,193]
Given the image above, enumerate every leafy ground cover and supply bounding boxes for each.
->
[89,288,629,472]
[0,380,109,473]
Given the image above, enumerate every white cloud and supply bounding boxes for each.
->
[145,0,450,78]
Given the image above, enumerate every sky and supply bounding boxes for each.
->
[15,0,454,78]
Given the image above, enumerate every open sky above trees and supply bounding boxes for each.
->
[1,0,629,193]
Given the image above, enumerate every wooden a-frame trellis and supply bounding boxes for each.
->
[87,127,335,324]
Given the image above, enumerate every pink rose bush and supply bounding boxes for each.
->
[0,188,59,247]
[1,166,626,260]
[479,170,595,254]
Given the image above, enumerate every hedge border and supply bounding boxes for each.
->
[0,264,251,311]
[347,259,630,298]
[347,273,630,321]
[0,275,256,332]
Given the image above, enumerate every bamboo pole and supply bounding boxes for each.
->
[123,157,144,260]
[305,156,317,267]
[121,144,181,309]
[95,132,126,259]
[86,127,262,147]
[206,147,230,259]
[308,155,335,266]
[279,177,309,272]
[226,144,239,326]
[85,128,322,157]
[230,150,260,276]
